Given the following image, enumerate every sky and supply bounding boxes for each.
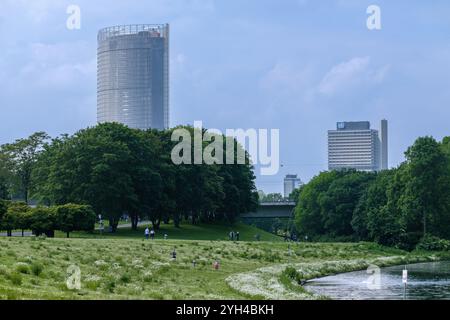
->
[1,0,450,193]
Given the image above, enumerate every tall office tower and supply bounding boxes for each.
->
[328,121,387,172]
[380,119,388,170]
[284,174,302,198]
[97,24,169,130]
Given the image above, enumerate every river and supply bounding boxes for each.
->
[305,261,450,300]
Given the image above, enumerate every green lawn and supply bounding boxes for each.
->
[58,222,282,242]
[0,235,444,300]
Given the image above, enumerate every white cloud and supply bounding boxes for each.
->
[0,0,64,23]
[318,57,389,95]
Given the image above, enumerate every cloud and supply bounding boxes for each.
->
[318,57,389,95]
[0,0,64,23]
[259,62,316,102]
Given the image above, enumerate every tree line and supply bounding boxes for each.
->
[294,136,450,250]
[0,202,95,237]
[0,123,258,232]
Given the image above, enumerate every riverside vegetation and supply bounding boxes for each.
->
[0,236,448,300]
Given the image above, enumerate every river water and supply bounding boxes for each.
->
[305,261,450,300]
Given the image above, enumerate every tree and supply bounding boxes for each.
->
[0,132,49,203]
[261,193,284,202]
[402,136,450,240]
[55,203,96,238]
[294,171,340,237]
[0,177,8,200]
[29,207,57,237]
[0,201,30,237]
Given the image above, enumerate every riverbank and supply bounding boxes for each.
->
[226,251,450,300]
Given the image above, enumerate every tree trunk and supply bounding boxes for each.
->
[22,229,25,237]
[109,217,118,233]
[131,215,139,230]
[153,219,161,230]
[45,230,55,238]
[174,213,180,228]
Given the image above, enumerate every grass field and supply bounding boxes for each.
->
[0,233,445,300]
[59,222,281,242]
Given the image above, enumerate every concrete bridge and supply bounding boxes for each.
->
[241,201,296,219]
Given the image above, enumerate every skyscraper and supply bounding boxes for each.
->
[97,24,169,130]
[380,119,388,170]
[328,120,388,172]
[284,174,302,198]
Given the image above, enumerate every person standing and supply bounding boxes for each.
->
[236,231,240,241]
[145,227,150,240]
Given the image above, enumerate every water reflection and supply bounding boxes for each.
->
[305,261,450,300]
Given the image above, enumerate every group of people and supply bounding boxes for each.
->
[228,230,240,241]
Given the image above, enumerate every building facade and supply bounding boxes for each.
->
[97,24,169,130]
[328,120,388,172]
[284,174,302,198]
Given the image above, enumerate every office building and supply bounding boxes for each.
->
[284,174,302,198]
[328,120,388,171]
[97,24,169,130]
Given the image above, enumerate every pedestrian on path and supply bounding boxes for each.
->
[145,227,150,240]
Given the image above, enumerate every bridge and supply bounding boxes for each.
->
[241,201,296,219]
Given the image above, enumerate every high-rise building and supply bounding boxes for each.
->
[284,174,302,198]
[97,24,169,130]
[328,120,388,172]
[380,119,388,170]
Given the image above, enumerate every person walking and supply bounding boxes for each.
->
[150,228,155,240]
[236,231,240,241]
[145,227,150,240]
[172,248,177,260]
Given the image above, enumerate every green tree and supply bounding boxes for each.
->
[55,203,96,237]
[294,171,340,237]
[402,136,450,240]
[0,132,49,203]
[29,206,57,237]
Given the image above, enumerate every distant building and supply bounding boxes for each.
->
[328,120,388,172]
[97,24,170,130]
[284,174,302,198]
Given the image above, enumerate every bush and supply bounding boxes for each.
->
[416,235,450,251]
[15,263,30,274]
[282,266,306,284]
[30,262,44,276]
[8,272,22,285]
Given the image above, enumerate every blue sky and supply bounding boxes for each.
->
[1,0,450,193]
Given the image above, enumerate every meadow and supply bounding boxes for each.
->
[0,227,445,300]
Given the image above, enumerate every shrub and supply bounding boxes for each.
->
[15,263,30,274]
[416,235,450,251]
[8,272,22,285]
[120,273,131,284]
[30,262,44,276]
[282,266,306,284]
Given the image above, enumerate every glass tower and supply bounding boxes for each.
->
[97,24,169,130]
